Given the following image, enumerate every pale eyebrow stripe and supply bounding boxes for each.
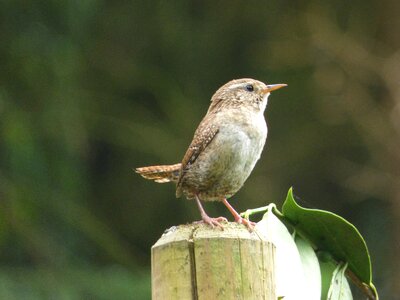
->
[228,82,249,90]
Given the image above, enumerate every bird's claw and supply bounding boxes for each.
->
[196,216,227,229]
[235,216,256,231]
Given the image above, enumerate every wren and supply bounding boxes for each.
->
[136,78,286,229]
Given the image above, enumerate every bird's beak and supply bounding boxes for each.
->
[261,83,287,94]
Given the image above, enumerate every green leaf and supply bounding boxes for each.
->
[319,252,352,300]
[327,263,353,300]
[319,251,337,298]
[255,204,308,299]
[281,188,372,289]
[295,235,321,299]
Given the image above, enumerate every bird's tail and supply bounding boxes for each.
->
[135,163,181,183]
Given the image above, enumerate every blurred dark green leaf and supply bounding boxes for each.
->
[0,267,150,300]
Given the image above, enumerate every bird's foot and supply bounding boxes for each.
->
[195,215,227,229]
[234,216,256,231]
[221,198,256,231]
[194,195,227,229]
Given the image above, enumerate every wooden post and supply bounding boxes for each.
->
[152,222,276,299]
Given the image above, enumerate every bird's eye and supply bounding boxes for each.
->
[245,84,254,92]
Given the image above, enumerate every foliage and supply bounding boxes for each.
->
[248,188,378,299]
[0,267,150,300]
[282,188,372,286]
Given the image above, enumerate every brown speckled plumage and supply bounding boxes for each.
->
[136,78,286,229]
[135,163,181,183]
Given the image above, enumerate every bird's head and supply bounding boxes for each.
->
[208,78,287,113]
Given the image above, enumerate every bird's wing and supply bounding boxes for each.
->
[176,119,219,196]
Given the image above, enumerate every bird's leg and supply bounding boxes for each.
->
[195,195,227,229]
[222,198,256,231]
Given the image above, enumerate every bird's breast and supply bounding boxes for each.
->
[181,110,268,201]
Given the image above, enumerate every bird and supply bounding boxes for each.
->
[136,78,286,229]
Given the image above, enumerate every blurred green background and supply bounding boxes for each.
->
[1,0,399,299]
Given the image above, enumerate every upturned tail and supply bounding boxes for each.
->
[135,163,181,183]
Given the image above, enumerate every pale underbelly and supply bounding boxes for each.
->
[180,126,266,201]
